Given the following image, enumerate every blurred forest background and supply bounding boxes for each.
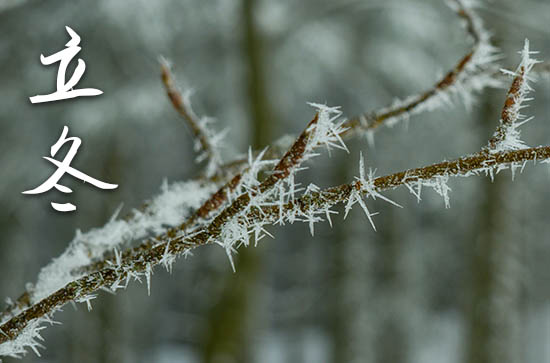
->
[1,0,550,362]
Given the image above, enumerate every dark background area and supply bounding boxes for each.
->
[1,0,550,362]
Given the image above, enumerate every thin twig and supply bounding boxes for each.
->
[160,58,223,176]
[343,0,498,135]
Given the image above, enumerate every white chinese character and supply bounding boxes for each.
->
[22,126,118,212]
[29,26,103,104]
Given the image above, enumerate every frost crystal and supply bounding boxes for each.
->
[0,319,45,358]
[343,152,402,230]
[306,103,349,155]
[419,175,452,208]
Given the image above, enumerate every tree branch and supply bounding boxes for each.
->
[2,141,549,351]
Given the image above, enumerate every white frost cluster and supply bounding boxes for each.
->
[210,103,348,270]
[419,175,452,208]
[0,308,61,359]
[344,152,402,230]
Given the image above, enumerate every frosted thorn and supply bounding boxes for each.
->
[145,263,153,296]
[113,247,121,268]
[325,208,338,228]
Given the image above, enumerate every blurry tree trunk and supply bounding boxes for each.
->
[96,140,125,363]
[69,138,124,363]
[328,151,408,363]
[328,153,355,363]
[243,0,273,147]
[464,93,523,363]
[200,1,271,362]
[200,249,260,363]
[372,207,408,363]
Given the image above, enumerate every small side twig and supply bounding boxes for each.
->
[486,39,539,153]
[343,0,499,137]
[160,58,224,177]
